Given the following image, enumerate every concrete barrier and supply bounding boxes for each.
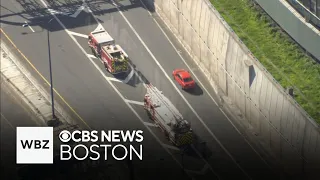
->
[142,0,320,177]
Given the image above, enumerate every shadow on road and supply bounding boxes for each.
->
[1,0,153,33]
[184,83,203,96]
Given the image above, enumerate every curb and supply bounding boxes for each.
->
[1,40,74,126]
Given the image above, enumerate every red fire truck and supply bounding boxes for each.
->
[88,29,129,74]
[144,84,194,147]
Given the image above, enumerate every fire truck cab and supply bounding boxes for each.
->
[88,30,129,74]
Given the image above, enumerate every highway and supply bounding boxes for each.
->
[0,78,41,180]
[1,0,279,179]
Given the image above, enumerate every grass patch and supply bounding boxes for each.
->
[209,0,320,123]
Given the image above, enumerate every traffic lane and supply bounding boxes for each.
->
[1,7,193,180]
[0,83,40,180]
[79,5,248,179]
[1,29,188,180]
[1,21,136,130]
[114,1,276,177]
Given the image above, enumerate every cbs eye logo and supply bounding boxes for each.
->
[59,130,71,143]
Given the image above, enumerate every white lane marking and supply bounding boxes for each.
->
[162,144,180,151]
[39,1,192,178]
[70,5,85,18]
[138,0,271,170]
[110,1,239,179]
[123,65,135,83]
[0,113,15,130]
[107,77,123,83]
[24,21,35,32]
[87,54,97,59]
[143,122,158,127]
[125,99,145,106]
[68,30,88,38]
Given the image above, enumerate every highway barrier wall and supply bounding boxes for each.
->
[142,0,320,176]
[254,0,320,61]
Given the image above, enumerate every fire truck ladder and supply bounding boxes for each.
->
[146,84,183,122]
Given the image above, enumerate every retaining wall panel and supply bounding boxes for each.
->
[183,18,192,52]
[293,115,304,150]
[250,101,260,130]
[207,13,217,51]
[295,118,306,152]
[162,0,170,20]
[281,99,290,141]
[212,18,221,57]
[169,2,178,33]
[201,6,211,43]
[275,92,284,131]
[191,32,200,60]
[209,51,218,82]
[190,0,197,30]
[201,43,209,67]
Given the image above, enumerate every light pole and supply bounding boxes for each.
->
[22,18,60,126]
[47,18,55,117]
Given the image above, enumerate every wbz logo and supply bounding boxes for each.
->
[16,127,53,164]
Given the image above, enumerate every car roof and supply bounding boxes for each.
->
[177,70,191,79]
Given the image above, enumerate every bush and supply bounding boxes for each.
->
[210,0,320,123]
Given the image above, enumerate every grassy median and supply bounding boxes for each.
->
[209,0,320,123]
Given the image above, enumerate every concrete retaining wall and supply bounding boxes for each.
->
[142,0,320,176]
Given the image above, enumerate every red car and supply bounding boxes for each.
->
[172,69,195,89]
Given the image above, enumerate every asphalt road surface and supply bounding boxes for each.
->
[1,0,281,179]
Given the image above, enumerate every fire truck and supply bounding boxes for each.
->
[144,84,194,147]
[88,29,129,74]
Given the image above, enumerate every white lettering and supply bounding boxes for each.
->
[121,130,135,142]
[130,145,143,160]
[72,130,81,142]
[73,144,88,160]
[101,131,111,142]
[112,144,127,160]
[89,144,100,160]
[91,130,98,142]
[112,130,121,142]
[82,131,90,142]
[100,144,112,160]
[60,145,71,160]
[135,130,144,142]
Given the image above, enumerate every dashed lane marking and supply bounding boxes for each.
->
[24,21,35,32]
[125,99,145,106]
[143,122,158,127]
[123,65,135,84]
[87,54,97,59]
[67,30,88,38]
[38,1,194,178]
[110,1,230,179]
[107,77,123,83]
